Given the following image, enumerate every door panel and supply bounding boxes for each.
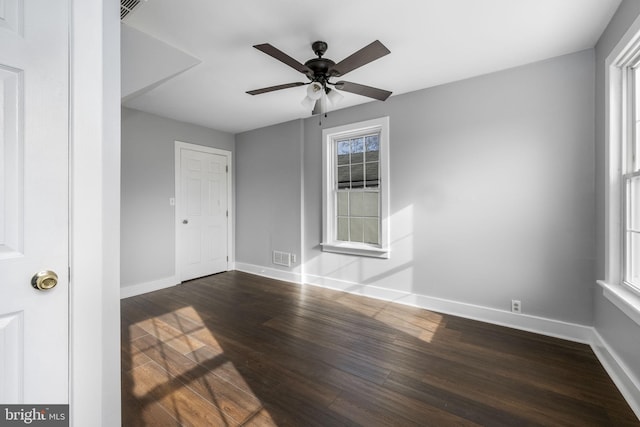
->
[0,0,69,403]
[179,147,228,281]
[0,312,22,402]
[0,65,21,257]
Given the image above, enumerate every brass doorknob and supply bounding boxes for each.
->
[31,270,58,291]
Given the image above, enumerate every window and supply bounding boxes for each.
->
[608,27,640,296]
[600,19,640,325]
[598,18,640,325]
[624,67,640,291]
[322,117,390,258]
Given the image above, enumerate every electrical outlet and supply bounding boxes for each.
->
[511,299,522,313]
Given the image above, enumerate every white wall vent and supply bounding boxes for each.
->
[121,0,141,20]
[272,251,291,267]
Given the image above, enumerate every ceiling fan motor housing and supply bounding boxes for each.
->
[305,57,335,83]
[305,41,335,85]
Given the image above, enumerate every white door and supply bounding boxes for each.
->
[0,0,69,403]
[178,145,229,281]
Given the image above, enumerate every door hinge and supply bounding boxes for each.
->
[226,165,228,173]
[226,210,228,217]
[227,256,229,262]
[68,266,71,282]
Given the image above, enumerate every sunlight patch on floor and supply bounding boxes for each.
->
[336,294,445,343]
[128,305,275,425]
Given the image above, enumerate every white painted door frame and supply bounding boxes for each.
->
[174,141,233,281]
[69,1,121,426]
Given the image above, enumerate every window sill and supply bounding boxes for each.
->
[597,280,640,327]
[321,242,389,259]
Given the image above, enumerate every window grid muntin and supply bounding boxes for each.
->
[334,131,381,245]
[336,133,380,190]
[336,189,380,244]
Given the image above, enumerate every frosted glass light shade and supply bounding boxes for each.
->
[320,94,327,114]
[327,88,344,105]
[307,82,323,100]
[301,96,315,109]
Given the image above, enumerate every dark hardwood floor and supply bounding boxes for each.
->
[121,271,639,426]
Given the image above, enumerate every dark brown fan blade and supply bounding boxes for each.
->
[329,40,390,77]
[334,81,392,101]
[253,44,313,75]
[246,82,306,95]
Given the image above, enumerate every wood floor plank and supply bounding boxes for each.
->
[185,345,279,398]
[328,394,424,427]
[391,327,620,405]
[121,271,640,426]
[134,317,207,356]
[383,370,534,427]
[132,333,264,425]
[121,340,152,373]
[324,367,479,427]
[128,361,233,426]
[416,354,616,426]
[121,377,182,427]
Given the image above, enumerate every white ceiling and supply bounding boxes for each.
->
[122,0,621,134]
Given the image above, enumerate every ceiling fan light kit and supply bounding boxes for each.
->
[247,40,392,116]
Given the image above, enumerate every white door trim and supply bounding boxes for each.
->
[174,141,233,282]
[69,1,121,425]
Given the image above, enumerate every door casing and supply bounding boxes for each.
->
[69,1,121,425]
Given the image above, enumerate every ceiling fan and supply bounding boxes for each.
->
[246,40,392,114]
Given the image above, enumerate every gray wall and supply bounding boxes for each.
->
[235,119,303,272]
[303,50,595,325]
[121,107,235,288]
[236,49,596,325]
[594,0,640,392]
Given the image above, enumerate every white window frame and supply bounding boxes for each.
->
[599,16,640,326]
[624,67,640,292]
[322,117,390,258]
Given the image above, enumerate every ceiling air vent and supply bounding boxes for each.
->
[121,0,141,20]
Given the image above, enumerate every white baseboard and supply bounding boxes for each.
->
[233,264,593,342]
[303,272,594,343]
[120,275,179,299]
[235,262,302,284]
[590,330,640,419]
